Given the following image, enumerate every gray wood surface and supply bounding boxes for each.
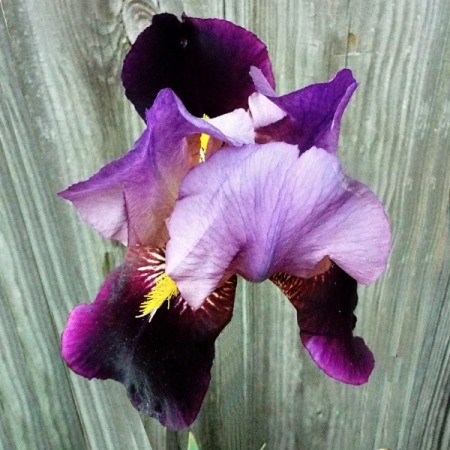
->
[0,0,448,449]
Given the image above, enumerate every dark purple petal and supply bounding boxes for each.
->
[271,263,374,385]
[166,144,391,308]
[249,67,357,152]
[59,88,252,246]
[61,246,236,429]
[122,13,275,119]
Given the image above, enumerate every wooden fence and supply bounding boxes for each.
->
[1,0,449,448]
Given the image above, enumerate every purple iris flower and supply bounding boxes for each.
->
[60,13,391,430]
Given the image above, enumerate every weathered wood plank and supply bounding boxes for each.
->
[0,0,156,448]
[0,0,448,449]
[215,1,450,449]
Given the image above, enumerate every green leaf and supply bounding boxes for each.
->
[187,432,199,450]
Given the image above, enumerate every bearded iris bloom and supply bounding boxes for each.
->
[60,13,391,430]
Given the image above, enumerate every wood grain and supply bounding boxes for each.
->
[0,0,448,449]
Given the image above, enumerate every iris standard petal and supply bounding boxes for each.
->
[59,88,253,246]
[271,264,374,385]
[166,144,391,308]
[122,13,275,119]
[61,246,236,429]
[249,67,357,152]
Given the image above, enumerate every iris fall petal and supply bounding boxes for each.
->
[271,264,374,385]
[61,246,236,429]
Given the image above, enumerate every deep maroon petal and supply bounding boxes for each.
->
[271,263,374,385]
[61,246,236,429]
[122,13,275,119]
[59,88,252,246]
[249,67,357,152]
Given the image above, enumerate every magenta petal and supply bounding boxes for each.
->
[271,264,374,385]
[61,246,236,429]
[122,13,275,119]
[59,88,251,246]
[166,144,391,308]
[250,67,357,152]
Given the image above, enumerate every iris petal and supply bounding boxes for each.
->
[122,13,275,119]
[249,67,357,152]
[271,264,374,385]
[166,144,391,308]
[59,89,253,246]
[61,246,236,429]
